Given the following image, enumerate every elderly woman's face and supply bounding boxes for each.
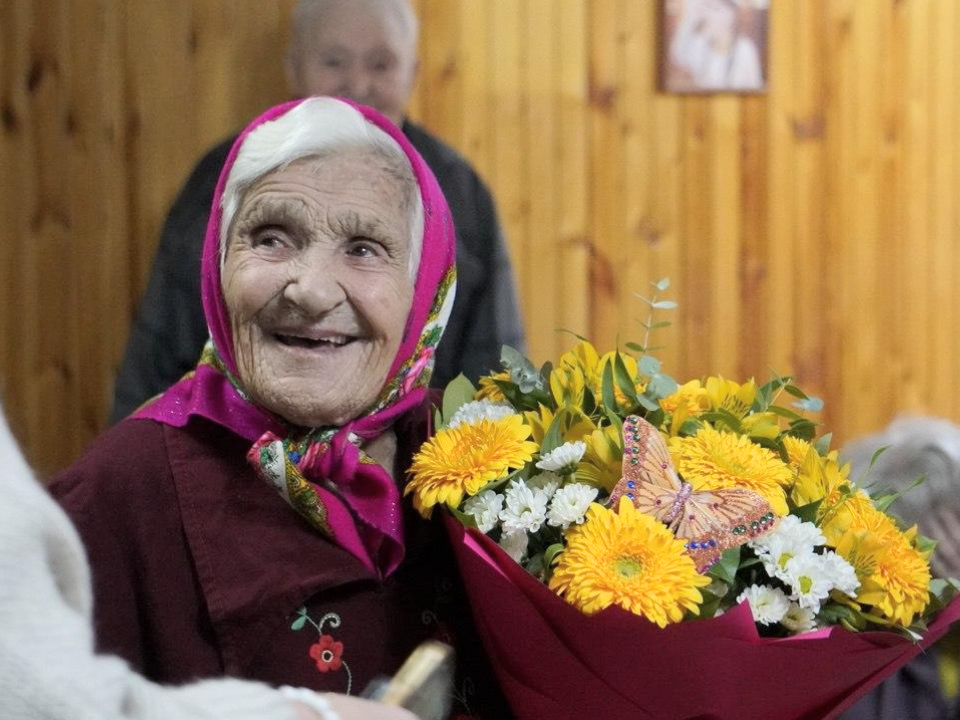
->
[223,150,416,427]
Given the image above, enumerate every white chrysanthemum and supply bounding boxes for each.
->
[499,529,529,563]
[750,515,826,553]
[820,550,860,598]
[547,483,598,530]
[783,553,836,612]
[499,480,549,535]
[527,471,563,498]
[781,603,818,634]
[463,489,504,533]
[736,584,790,626]
[448,400,517,428]
[751,516,826,582]
[535,441,587,473]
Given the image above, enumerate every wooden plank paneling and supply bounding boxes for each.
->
[4,0,960,475]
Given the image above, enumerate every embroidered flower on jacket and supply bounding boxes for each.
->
[309,634,344,672]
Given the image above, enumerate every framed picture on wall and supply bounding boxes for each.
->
[660,0,769,93]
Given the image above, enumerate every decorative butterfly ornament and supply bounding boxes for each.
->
[608,415,778,572]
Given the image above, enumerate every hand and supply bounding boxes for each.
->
[290,694,418,720]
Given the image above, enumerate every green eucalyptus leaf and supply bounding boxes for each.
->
[501,345,542,393]
[652,300,678,309]
[638,355,661,376]
[647,373,679,398]
[815,432,833,455]
[792,397,824,413]
[625,341,645,353]
[653,277,671,291]
[637,392,661,412]
[441,374,478,425]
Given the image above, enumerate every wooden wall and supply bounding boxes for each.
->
[2,0,959,477]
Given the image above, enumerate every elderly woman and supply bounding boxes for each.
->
[52,98,505,719]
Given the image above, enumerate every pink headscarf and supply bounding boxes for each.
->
[136,98,456,578]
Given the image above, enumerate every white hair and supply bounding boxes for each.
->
[841,415,960,524]
[220,97,423,278]
[288,0,419,60]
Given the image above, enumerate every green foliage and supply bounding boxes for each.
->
[441,374,477,425]
[707,547,741,586]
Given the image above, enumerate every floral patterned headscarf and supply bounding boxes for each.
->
[136,98,456,578]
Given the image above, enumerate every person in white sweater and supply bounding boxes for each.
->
[0,404,414,720]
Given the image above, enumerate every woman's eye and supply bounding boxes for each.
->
[252,232,286,250]
[347,238,382,258]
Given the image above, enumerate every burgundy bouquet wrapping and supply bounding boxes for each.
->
[446,517,960,720]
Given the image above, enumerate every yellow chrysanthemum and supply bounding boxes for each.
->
[406,415,538,517]
[575,424,623,491]
[669,427,791,515]
[824,501,931,626]
[475,371,510,401]
[549,498,710,626]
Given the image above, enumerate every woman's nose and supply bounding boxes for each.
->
[340,67,374,103]
[281,260,347,317]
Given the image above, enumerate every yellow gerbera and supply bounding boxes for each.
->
[475,371,510,401]
[549,498,710,626]
[669,427,791,515]
[575,424,623,491]
[824,501,931,626]
[406,415,538,517]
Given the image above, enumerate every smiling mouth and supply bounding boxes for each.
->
[274,333,357,350]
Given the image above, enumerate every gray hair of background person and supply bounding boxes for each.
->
[220,98,424,279]
[288,0,419,60]
[841,416,960,578]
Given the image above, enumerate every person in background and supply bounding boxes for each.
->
[110,0,524,423]
[53,97,508,718]
[0,399,413,720]
[839,416,960,720]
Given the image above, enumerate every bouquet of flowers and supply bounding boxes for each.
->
[405,280,960,720]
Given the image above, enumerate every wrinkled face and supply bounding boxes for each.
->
[223,150,416,427]
[287,1,417,126]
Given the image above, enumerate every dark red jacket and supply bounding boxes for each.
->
[51,413,509,718]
